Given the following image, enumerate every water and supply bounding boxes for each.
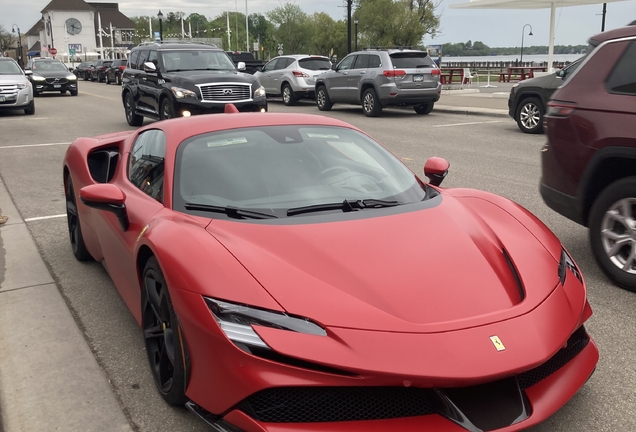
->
[441,53,584,64]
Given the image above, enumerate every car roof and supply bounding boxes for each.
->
[133,42,220,51]
[275,54,330,60]
[589,24,636,44]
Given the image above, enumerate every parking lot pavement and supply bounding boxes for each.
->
[0,178,132,432]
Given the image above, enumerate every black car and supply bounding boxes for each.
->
[74,62,94,81]
[122,42,267,126]
[508,59,582,134]
[91,59,113,82]
[25,58,78,96]
[105,59,127,85]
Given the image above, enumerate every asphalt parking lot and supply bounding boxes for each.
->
[0,81,635,432]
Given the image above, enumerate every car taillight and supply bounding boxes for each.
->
[431,69,441,76]
[292,70,310,77]
[383,70,406,77]
[547,102,577,117]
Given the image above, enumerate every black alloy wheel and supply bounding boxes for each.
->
[515,97,544,134]
[65,175,92,261]
[125,92,144,126]
[316,86,333,111]
[142,257,189,405]
[160,98,175,120]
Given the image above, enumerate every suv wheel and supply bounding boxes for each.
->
[125,92,144,126]
[362,88,382,117]
[316,86,332,111]
[105,74,110,84]
[589,177,636,292]
[414,103,434,115]
[24,101,35,115]
[282,84,297,106]
[160,98,175,120]
[516,97,544,134]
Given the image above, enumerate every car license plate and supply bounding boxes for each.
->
[54,84,61,88]
[0,96,5,102]
[413,75,424,82]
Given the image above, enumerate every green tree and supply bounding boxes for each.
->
[306,12,346,58]
[267,3,309,54]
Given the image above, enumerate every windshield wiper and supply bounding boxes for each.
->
[185,203,278,219]
[287,199,399,217]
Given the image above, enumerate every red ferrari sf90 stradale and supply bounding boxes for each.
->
[63,105,598,432]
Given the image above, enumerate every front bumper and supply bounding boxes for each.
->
[0,87,32,110]
[33,80,77,93]
[172,97,268,116]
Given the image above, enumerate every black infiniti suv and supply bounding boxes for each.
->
[122,42,267,126]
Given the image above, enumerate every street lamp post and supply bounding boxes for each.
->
[520,24,533,64]
[346,0,352,53]
[12,25,22,68]
[354,18,359,51]
[157,10,164,42]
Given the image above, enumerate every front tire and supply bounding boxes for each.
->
[160,98,175,120]
[24,101,35,115]
[515,97,544,134]
[414,103,434,115]
[142,257,189,406]
[362,88,382,117]
[125,92,144,126]
[65,175,93,261]
[316,86,332,111]
[282,83,297,106]
[589,178,636,292]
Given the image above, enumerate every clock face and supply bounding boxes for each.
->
[66,18,82,35]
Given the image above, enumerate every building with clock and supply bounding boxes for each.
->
[27,0,134,61]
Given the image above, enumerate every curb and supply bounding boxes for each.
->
[434,105,510,118]
[440,88,481,95]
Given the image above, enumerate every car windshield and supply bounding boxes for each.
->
[298,58,332,71]
[0,60,23,75]
[33,62,68,72]
[390,52,434,69]
[161,50,235,72]
[174,125,427,218]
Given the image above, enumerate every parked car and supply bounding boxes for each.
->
[91,59,113,82]
[105,59,127,85]
[24,58,78,96]
[225,51,265,74]
[122,42,267,126]
[254,55,332,105]
[541,24,636,292]
[315,48,441,117]
[508,58,582,134]
[73,62,94,81]
[0,57,35,115]
[64,105,597,431]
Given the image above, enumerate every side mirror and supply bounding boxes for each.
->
[424,157,450,187]
[80,184,129,231]
[237,61,246,71]
[557,69,565,79]
[68,67,74,72]
[331,64,337,70]
[24,70,33,76]
[143,61,157,73]
[255,65,263,72]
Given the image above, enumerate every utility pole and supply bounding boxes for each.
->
[346,0,352,53]
[601,3,607,31]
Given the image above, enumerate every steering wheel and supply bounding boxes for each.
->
[314,166,352,182]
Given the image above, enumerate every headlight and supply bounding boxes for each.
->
[204,297,326,349]
[16,81,30,89]
[32,75,45,82]
[67,74,77,80]
[170,86,197,99]
[254,85,266,98]
[559,248,582,285]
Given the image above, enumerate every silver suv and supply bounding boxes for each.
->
[315,49,441,117]
[254,55,332,105]
[0,57,35,115]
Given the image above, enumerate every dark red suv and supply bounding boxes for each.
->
[541,24,636,292]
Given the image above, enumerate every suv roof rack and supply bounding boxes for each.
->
[136,41,216,47]
[363,46,416,51]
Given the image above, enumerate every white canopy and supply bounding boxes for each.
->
[450,0,630,70]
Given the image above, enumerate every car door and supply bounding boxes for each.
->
[258,58,280,93]
[270,57,293,94]
[90,129,167,315]
[327,55,356,102]
[140,50,161,114]
[348,54,369,102]
[134,50,153,113]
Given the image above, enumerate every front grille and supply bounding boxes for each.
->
[199,83,251,102]
[240,387,434,423]
[518,326,589,389]
[45,78,68,84]
[0,84,19,95]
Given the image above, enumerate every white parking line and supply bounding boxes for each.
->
[0,117,50,121]
[0,142,71,149]
[432,120,502,128]
[24,214,66,222]
[79,91,120,102]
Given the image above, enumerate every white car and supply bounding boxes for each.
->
[254,55,332,105]
[0,57,34,115]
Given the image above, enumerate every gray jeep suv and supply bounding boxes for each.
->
[315,49,441,117]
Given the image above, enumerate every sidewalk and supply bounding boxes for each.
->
[435,85,511,118]
[0,178,132,431]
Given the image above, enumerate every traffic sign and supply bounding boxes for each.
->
[49,47,58,55]
[69,49,76,56]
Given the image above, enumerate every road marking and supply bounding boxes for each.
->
[0,117,50,121]
[79,91,120,102]
[24,214,66,222]
[0,142,71,149]
[432,120,502,128]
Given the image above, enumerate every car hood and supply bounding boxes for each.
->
[162,70,257,86]
[0,74,28,84]
[32,70,74,79]
[515,72,558,89]
[207,193,562,333]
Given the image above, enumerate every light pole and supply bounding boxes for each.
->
[520,24,533,64]
[12,25,22,68]
[157,10,164,42]
[346,0,352,53]
[354,18,358,51]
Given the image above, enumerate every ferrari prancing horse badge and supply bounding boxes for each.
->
[490,335,506,351]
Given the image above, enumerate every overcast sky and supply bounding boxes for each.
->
[2,0,635,48]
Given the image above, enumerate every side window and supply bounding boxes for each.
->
[148,50,158,67]
[337,55,356,71]
[368,55,381,69]
[137,50,150,69]
[129,129,166,203]
[263,58,279,72]
[353,54,369,69]
[129,51,140,70]
[606,41,636,96]
[274,58,291,70]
